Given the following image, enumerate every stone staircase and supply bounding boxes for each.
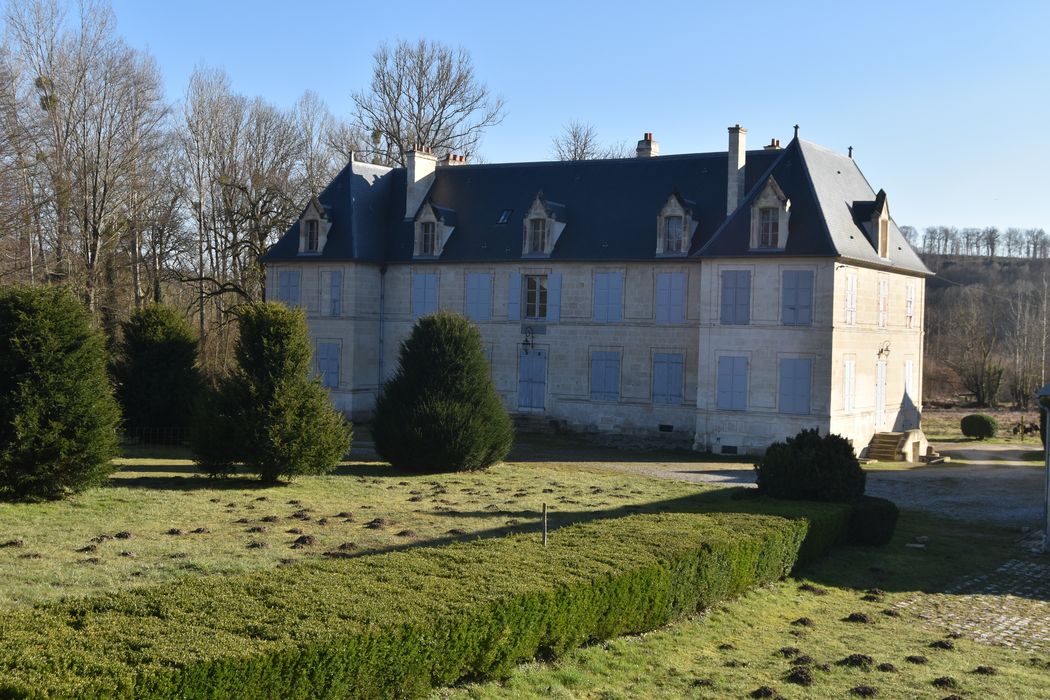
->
[867,432,904,461]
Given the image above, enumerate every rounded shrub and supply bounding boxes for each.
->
[112,304,200,442]
[755,428,865,502]
[0,286,120,500]
[960,413,997,440]
[848,496,899,546]
[191,303,352,482]
[373,312,513,472]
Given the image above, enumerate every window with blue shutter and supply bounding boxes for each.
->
[277,270,300,306]
[655,272,685,324]
[593,271,623,322]
[720,270,750,325]
[716,356,748,410]
[547,273,562,322]
[465,272,492,321]
[782,270,813,325]
[320,270,342,316]
[412,272,438,317]
[316,342,340,388]
[779,358,812,414]
[590,351,620,401]
[652,353,684,404]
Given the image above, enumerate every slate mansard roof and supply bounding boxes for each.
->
[262,136,931,276]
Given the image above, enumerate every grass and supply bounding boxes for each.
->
[922,407,1042,444]
[0,453,720,609]
[434,511,1050,699]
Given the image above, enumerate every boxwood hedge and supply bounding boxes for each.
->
[0,505,849,699]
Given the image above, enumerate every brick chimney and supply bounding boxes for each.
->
[438,153,467,166]
[405,146,436,220]
[726,125,747,215]
[635,132,659,158]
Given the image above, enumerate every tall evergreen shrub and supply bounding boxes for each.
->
[0,286,120,500]
[112,304,200,441]
[755,428,866,502]
[191,302,351,482]
[373,311,513,472]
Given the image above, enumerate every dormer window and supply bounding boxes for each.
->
[656,192,695,255]
[413,201,456,258]
[297,196,330,255]
[665,216,684,253]
[878,219,889,258]
[749,176,790,250]
[527,218,548,254]
[759,208,779,247]
[421,221,437,256]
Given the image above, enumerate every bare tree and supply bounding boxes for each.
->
[352,39,504,166]
[551,121,628,160]
[933,286,1004,406]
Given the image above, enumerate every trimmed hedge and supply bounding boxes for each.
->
[849,496,900,546]
[960,413,997,440]
[0,505,849,699]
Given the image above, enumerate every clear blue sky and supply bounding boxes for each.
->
[108,0,1049,232]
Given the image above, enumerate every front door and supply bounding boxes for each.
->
[875,360,887,429]
[518,348,546,411]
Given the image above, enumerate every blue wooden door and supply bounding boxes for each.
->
[518,349,546,410]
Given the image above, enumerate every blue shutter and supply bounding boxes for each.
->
[653,353,683,404]
[731,357,747,409]
[317,342,339,388]
[466,273,491,321]
[720,271,735,324]
[330,270,342,316]
[782,271,798,324]
[735,271,750,324]
[655,273,670,323]
[779,358,812,414]
[411,274,426,317]
[547,273,562,322]
[590,351,619,401]
[796,358,812,413]
[593,273,608,321]
[717,356,733,409]
[669,272,685,323]
[507,272,521,320]
[779,358,794,413]
[652,356,668,403]
[590,353,604,400]
[796,271,812,325]
[425,273,438,313]
[609,272,623,322]
[668,354,683,403]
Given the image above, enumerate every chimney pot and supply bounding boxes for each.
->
[636,132,658,158]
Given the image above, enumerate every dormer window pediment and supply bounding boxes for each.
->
[298,197,331,255]
[522,192,566,257]
[656,191,697,255]
[413,201,456,258]
[749,176,790,251]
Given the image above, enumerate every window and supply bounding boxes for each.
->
[652,353,684,404]
[497,209,512,224]
[843,358,856,412]
[878,278,889,328]
[779,358,812,414]
[716,356,747,410]
[316,341,340,388]
[524,274,548,319]
[593,271,623,322]
[306,220,319,252]
[845,273,857,325]
[759,208,779,247]
[904,358,915,398]
[590,351,620,401]
[720,270,751,325]
[411,272,438,317]
[878,219,889,257]
[782,270,813,326]
[277,270,300,306]
[465,272,492,321]
[664,215,685,253]
[905,281,916,329]
[420,221,437,256]
[655,272,686,323]
[320,270,342,316]
[526,218,548,254]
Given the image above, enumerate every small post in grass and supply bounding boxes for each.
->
[542,502,548,547]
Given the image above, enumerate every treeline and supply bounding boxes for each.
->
[906,226,1049,259]
[923,254,1050,408]
[0,0,501,371]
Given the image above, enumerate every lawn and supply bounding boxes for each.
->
[922,407,1043,444]
[435,511,1050,699]
[0,444,720,609]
